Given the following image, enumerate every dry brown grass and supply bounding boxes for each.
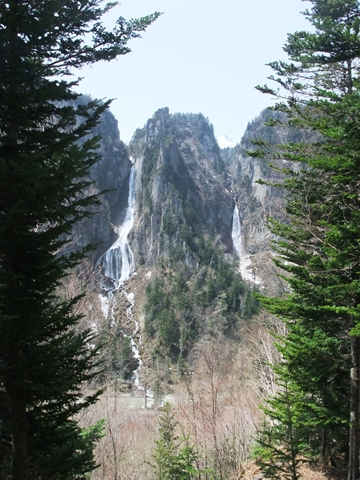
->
[299,463,346,480]
[236,460,346,480]
[80,387,158,480]
[76,288,346,480]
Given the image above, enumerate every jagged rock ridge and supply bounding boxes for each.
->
[75,106,297,291]
[129,107,234,268]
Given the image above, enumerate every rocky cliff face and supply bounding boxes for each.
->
[228,110,293,256]
[128,108,234,269]
[225,109,308,291]
[73,106,297,291]
[69,107,132,259]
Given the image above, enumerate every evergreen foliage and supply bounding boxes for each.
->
[97,319,136,382]
[255,381,306,480]
[251,1,360,478]
[150,403,200,480]
[0,2,159,479]
[145,249,259,364]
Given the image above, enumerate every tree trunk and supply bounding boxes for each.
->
[321,428,326,461]
[10,389,28,480]
[348,334,359,480]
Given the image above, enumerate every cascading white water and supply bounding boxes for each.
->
[232,203,243,257]
[98,165,150,401]
[232,201,261,284]
[101,166,136,283]
[125,292,143,387]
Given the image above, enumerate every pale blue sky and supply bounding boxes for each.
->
[76,0,311,144]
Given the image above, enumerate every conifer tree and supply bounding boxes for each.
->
[250,0,360,477]
[0,1,159,479]
[150,403,199,480]
[255,380,306,480]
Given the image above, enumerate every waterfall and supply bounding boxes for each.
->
[231,201,262,284]
[232,203,243,257]
[98,164,150,401]
[126,292,142,387]
[101,166,135,284]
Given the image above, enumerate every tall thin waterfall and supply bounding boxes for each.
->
[101,166,135,283]
[231,201,261,284]
[99,165,150,400]
[232,203,243,257]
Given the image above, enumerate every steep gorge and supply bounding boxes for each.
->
[72,105,293,381]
